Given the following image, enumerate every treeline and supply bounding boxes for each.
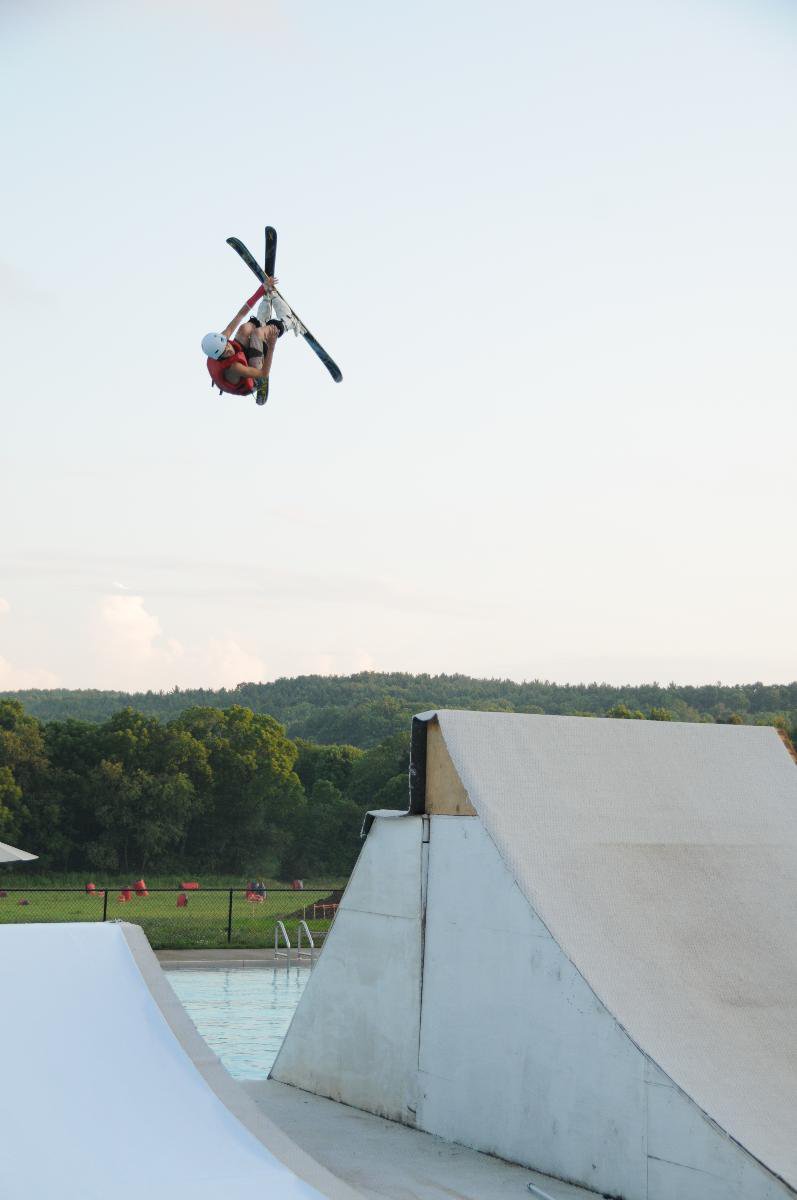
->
[0,701,409,878]
[4,672,797,747]
[2,693,794,879]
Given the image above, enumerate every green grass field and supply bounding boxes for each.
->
[0,885,342,950]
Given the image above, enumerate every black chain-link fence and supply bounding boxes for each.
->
[0,886,343,950]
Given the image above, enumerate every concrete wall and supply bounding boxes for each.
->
[274,814,795,1199]
[271,816,423,1123]
[416,815,646,1197]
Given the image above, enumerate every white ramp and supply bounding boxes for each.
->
[0,922,364,1200]
[273,711,797,1200]
[425,711,797,1193]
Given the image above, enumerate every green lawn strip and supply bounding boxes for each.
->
[0,887,340,949]
[0,872,348,889]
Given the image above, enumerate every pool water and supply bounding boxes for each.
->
[165,966,309,1080]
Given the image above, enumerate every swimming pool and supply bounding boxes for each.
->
[165,966,309,1080]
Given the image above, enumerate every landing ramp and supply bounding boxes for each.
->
[417,711,797,1192]
[272,711,797,1198]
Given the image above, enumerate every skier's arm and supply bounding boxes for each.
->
[220,277,277,339]
[221,303,252,340]
[220,278,276,339]
[221,295,260,340]
[225,362,272,382]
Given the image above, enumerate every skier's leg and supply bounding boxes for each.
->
[235,320,260,356]
[256,293,273,323]
[237,321,279,375]
[236,319,279,406]
[270,293,299,336]
[259,323,279,376]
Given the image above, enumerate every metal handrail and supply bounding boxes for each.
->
[296,919,316,964]
[274,919,291,963]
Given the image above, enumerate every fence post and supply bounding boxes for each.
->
[102,888,108,922]
[227,888,233,944]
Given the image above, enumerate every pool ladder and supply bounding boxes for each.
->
[297,920,317,964]
[274,919,317,966]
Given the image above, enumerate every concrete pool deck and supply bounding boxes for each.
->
[157,951,599,1197]
[244,1078,600,1200]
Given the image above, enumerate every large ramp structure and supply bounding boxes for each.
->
[273,711,797,1200]
[0,922,364,1200]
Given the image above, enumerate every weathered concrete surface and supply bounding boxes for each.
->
[244,1078,600,1200]
[425,711,797,1196]
[272,816,424,1123]
[273,712,797,1199]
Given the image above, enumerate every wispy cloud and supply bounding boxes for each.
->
[93,593,266,690]
[201,637,267,687]
[95,594,183,680]
[0,260,55,308]
[0,657,59,690]
[1,550,474,617]
[0,598,58,688]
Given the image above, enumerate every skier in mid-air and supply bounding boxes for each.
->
[203,225,342,404]
[201,279,293,406]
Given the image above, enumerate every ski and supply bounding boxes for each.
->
[254,227,278,406]
[227,236,343,383]
[265,225,277,278]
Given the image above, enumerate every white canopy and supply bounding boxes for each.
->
[0,840,37,863]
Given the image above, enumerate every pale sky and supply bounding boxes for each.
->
[2,0,796,692]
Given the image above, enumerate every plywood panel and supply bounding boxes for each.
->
[425,719,476,815]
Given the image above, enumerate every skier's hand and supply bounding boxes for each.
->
[264,275,278,292]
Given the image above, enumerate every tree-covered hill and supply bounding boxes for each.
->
[3,672,796,748]
[0,699,410,877]
[2,679,795,878]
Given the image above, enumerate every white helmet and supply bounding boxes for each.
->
[202,332,228,360]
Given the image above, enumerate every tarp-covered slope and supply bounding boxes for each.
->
[417,710,797,1192]
[0,922,363,1200]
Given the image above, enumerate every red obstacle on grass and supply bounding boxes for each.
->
[176,893,188,908]
[118,887,133,903]
[85,882,97,895]
[134,878,148,897]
